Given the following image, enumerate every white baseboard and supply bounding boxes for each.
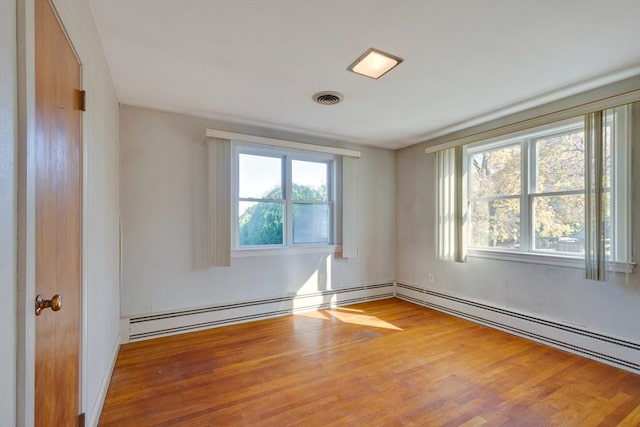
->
[122,283,394,342]
[88,334,120,427]
[396,281,640,374]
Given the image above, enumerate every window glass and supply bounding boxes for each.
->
[602,121,612,189]
[470,199,520,249]
[534,129,584,193]
[238,201,284,246]
[532,194,585,254]
[239,153,282,199]
[293,204,330,244]
[470,144,521,198]
[292,160,328,201]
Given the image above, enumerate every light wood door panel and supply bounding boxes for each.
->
[34,0,83,424]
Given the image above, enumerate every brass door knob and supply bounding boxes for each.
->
[35,294,62,315]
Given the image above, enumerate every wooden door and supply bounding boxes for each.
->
[34,0,83,425]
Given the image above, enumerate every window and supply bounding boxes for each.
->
[234,144,334,249]
[467,118,586,255]
[434,101,633,279]
[465,108,628,264]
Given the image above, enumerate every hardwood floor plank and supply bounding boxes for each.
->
[100,299,640,426]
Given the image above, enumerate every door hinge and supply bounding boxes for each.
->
[78,412,85,427]
[76,90,86,111]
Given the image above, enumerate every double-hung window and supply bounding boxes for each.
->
[234,144,334,250]
[434,100,634,279]
[465,107,629,267]
[467,118,587,255]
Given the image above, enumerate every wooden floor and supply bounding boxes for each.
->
[100,299,640,426]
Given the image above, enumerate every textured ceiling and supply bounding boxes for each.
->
[90,0,640,149]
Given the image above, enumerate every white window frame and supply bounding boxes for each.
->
[465,114,631,271]
[232,142,337,254]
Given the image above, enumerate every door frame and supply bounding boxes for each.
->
[16,0,90,424]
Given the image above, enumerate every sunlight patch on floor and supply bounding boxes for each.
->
[327,309,403,331]
[331,307,363,313]
[297,310,331,320]
[294,305,401,330]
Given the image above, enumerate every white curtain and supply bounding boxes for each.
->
[436,146,465,262]
[341,156,359,258]
[207,137,231,267]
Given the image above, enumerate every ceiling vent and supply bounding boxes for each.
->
[313,91,343,105]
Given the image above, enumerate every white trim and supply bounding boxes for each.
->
[467,248,634,273]
[206,128,361,158]
[0,0,18,423]
[424,75,640,154]
[16,0,36,424]
[232,245,341,257]
[87,335,119,427]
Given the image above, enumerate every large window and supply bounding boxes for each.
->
[467,119,586,254]
[466,112,624,259]
[434,103,632,279]
[234,145,334,249]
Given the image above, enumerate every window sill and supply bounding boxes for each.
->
[232,245,341,257]
[466,248,635,273]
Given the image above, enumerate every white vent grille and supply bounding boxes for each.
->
[313,91,343,105]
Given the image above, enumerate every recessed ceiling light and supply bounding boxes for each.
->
[347,48,403,79]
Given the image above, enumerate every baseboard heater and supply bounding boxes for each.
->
[396,281,640,374]
[123,282,394,342]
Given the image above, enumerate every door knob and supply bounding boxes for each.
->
[35,294,62,315]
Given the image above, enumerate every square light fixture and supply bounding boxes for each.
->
[347,48,403,79]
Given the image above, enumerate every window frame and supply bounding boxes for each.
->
[465,117,590,259]
[232,142,337,253]
[464,111,632,272]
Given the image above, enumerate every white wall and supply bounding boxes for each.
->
[0,0,18,423]
[395,107,640,344]
[120,105,395,318]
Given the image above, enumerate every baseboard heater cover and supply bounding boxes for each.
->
[395,281,640,374]
[124,282,394,342]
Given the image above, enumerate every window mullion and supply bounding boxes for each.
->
[469,194,521,203]
[529,189,585,198]
[239,197,284,203]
